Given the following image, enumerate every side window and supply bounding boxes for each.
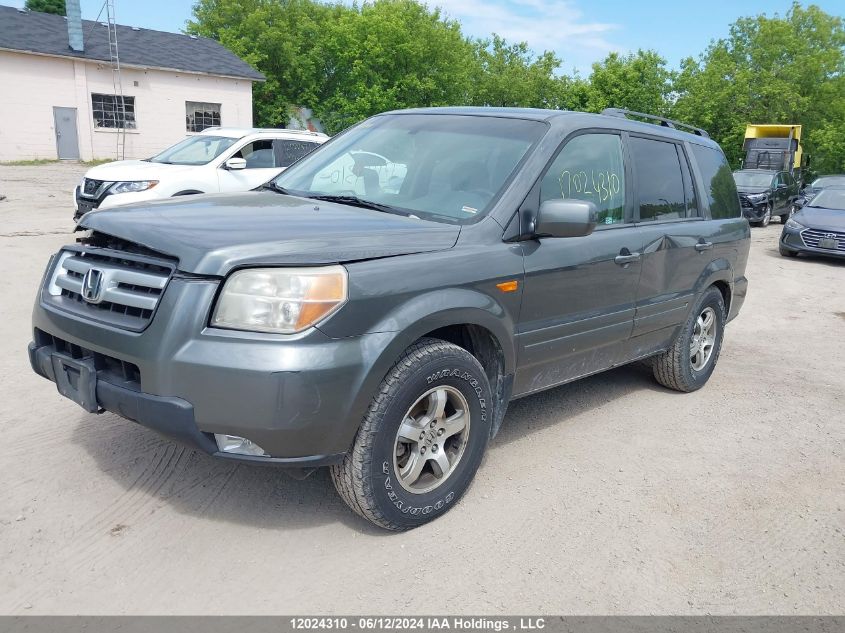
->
[689,144,741,219]
[234,140,275,169]
[629,137,687,222]
[540,133,626,225]
[274,140,319,168]
[678,145,699,218]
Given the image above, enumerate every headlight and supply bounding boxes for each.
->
[211,266,348,334]
[110,180,158,194]
[747,193,767,203]
[785,218,805,230]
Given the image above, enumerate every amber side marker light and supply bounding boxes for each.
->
[496,280,519,293]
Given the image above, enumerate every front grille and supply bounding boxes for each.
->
[740,197,752,208]
[44,248,174,331]
[81,178,112,199]
[34,329,141,388]
[801,228,845,252]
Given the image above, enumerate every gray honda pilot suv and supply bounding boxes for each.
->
[29,107,749,530]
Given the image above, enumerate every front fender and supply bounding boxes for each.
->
[329,289,518,449]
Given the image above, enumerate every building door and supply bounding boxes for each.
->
[53,107,80,159]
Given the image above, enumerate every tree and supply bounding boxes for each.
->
[315,0,477,132]
[25,0,65,15]
[470,35,562,109]
[672,3,845,167]
[586,50,674,116]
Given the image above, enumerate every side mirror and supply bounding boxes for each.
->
[535,199,597,238]
[225,157,247,170]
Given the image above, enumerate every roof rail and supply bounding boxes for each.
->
[601,108,710,138]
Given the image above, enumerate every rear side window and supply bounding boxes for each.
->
[274,139,319,168]
[690,145,741,219]
[629,137,687,222]
[540,133,626,225]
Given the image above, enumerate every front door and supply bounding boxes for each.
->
[514,131,642,396]
[218,139,284,191]
[53,107,80,160]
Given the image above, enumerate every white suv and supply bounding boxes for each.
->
[73,127,328,219]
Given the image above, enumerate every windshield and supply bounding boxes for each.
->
[733,171,774,188]
[272,114,547,224]
[810,176,845,189]
[807,188,845,210]
[149,135,239,165]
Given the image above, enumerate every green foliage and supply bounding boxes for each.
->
[672,2,845,167]
[25,0,65,15]
[189,0,845,169]
[470,35,562,108]
[587,50,674,116]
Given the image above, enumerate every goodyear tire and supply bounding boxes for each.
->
[652,287,726,393]
[331,338,491,530]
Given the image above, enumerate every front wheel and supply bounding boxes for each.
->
[331,338,491,530]
[652,287,726,392]
[759,203,772,227]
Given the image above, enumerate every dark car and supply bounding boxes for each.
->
[799,174,845,205]
[780,187,845,260]
[733,169,800,227]
[28,107,750,530]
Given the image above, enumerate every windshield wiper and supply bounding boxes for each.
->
[304,194,410,217]
[257,181,290,194]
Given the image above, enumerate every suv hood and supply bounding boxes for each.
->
[736,187,769,195]
[85,159,198,181]
[78,192,461,275]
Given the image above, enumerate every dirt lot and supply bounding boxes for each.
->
[0,162,842,615]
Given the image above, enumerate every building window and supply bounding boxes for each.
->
[186,101,221,132]
[91,93,136,129]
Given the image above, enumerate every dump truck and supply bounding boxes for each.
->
[742,124,808,183]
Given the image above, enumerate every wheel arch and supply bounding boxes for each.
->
[693,258,733,317]
[346,304,516,444]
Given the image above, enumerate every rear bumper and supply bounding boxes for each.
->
[27,341,345,467]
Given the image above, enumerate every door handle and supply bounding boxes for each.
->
[614,252,641,266]
[695,241,714,252]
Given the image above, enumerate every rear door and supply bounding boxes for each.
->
[515,131,643,395]
[274,139,321,171]
[628,135,715,341]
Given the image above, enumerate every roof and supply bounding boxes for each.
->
[0,5,264,81]
[385,107,722,148]
[198,127,328,139]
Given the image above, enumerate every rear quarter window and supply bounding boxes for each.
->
[690,145,741,219]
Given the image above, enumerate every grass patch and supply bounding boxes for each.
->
[0,158,114,167]
[0,158,60,166]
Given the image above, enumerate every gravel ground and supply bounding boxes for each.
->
[0,162,842,615]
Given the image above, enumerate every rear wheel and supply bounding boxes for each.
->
[331,338,491,530]
[652,287,726,393]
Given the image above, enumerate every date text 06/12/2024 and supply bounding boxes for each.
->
[289,617,547,631]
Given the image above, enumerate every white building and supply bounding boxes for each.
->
[0,4,264,162]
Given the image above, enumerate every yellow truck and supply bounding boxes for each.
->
[742,124,807,180]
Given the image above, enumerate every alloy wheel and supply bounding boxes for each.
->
[393,386,471,494]
[690,307,718,372]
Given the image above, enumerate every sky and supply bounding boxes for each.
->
[2,0,842,74]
